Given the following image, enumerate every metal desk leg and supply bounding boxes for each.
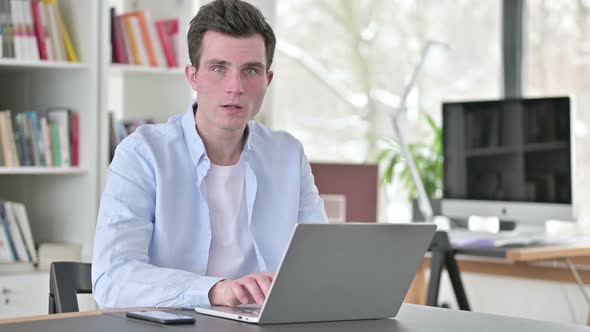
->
[427,250,446,307]
[445,253,471,311]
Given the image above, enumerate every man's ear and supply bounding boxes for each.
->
[185,65,198,90]
[267,70,274,86]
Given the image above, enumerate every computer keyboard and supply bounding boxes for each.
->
[448,229,545,248]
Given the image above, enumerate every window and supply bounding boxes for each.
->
[525,0,590,221]
[273,0,502,163]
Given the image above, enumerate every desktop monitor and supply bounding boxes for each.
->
[442,96,574,225]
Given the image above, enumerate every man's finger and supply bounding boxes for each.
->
[241,278,265,305]
[262,272,276,280]
[254,274,272,297]
[231,281,250,305]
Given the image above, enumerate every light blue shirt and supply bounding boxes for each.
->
[92,107,327,309]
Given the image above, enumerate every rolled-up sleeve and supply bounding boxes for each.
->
[92,135,222,309]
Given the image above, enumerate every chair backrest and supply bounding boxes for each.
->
[48,262,92,314]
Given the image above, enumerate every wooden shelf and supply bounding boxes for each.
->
[0,167,88,175]
[109,64,185,75]
[465,146,520,157]
[0,59,88,70]
[524,141,569,152]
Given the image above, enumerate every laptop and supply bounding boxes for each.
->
[195,223,436,324]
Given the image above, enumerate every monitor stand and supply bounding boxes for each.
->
[427,231,471,311]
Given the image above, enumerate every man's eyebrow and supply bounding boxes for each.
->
[204,59,230,66]
[242,62,266,70]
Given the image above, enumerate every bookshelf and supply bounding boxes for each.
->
[98,0,199,188]
[0,0,99,318]
[0,0,98,252]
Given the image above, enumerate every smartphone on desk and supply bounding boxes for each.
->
[126,310,196,325]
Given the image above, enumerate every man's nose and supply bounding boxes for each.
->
[226,72,244,95]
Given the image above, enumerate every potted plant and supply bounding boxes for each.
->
[377,113,443,220]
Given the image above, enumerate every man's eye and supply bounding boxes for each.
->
[212,66,225,73]
[244,68,258,75]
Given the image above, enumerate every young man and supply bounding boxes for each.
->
[92,0,327,309]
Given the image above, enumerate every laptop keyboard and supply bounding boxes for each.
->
[217,306,261,317]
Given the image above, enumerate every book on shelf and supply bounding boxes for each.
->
[0,200,37,271]
[110,6,190,68]
[0,108,79,167]
[108,111,154,161]
[0,0,78,62]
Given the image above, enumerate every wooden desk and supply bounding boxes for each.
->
[405,243,590,323]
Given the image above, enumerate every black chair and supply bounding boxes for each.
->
[48,262,92,314]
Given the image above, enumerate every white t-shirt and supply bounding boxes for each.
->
[205,158,260,279]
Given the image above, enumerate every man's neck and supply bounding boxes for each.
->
[195,122,246,166]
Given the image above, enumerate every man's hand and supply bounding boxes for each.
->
[209,272,275,306]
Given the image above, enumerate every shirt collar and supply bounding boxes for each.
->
[182,105,207,168]
[183,103,254,167]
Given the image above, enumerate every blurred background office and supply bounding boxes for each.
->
[0,0,590,326]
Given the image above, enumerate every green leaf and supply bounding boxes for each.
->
[383,155,399,184]
[375,149,391,163]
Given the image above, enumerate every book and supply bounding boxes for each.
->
[155,19,177,68]
[47,108,70,166]
[37,0,52,60]
[18,112,36,166]
[54,0,77,62]
[128,15,148,66]
[70,111,78,166]
[0,203,18,261]
[21,0,40,60]
[0,110,20,166]
[8,201,37,263]
[0,207,14,262]
[40,115,53,166]
[12,113,24,165]
[110,7,127,64]
[0,201,29,261]
[24,112,40,165]
[116,15,131,64]
[42,0,65,61]
[1,0,16,58]
[127,10,159,67]
[50,122,60,166]
[123,14,141,65]
[26,111,46,166]
[9,0,24,60]
[31,0,48,59]
[0,111,16,166]
[0,200,35,270]
[144,12,165,67]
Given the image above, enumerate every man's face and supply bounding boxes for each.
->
[186,31,273,134]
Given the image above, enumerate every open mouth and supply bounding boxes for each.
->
[222,104,242,110]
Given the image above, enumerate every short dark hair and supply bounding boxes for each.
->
[187,0,276,71]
